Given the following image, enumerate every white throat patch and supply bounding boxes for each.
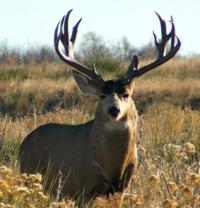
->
[104,120,130,132]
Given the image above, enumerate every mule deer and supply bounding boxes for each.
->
[19,10,181,201]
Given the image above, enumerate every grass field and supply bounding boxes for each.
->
[0,56,199,207]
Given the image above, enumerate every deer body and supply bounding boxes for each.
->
[19,82,138,198]
[19,9,180,200]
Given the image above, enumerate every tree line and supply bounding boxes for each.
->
[0,32,157,65]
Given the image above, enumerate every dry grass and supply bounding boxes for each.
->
[0,57,199,207]
[0,104,199,207]
[0,57,200,117]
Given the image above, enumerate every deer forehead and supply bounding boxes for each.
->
[102,80,131,95]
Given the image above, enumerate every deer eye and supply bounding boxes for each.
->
[100,94,106,99]
[122,93,129,100]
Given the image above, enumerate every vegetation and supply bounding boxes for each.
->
[0,39,199,207]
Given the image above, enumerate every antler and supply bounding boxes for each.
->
[123,13,181,83]
[54,9,104,89]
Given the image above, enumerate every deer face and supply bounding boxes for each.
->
[98,80,134,121]
[72,71,135,123]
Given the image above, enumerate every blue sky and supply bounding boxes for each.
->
[1,0,200,55]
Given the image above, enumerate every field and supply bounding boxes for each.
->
[0,56,200,207]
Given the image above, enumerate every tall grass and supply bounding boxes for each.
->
[0,55,199,207]
[0,103,199,207]
[0,57,200,117]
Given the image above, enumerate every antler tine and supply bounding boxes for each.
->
[61,9,73,54]
[60,15,66,46]
[54,10,104,88]
[123,13,181,83]
[169,16,175,50]
[155,12,167,57]
[70,18,82,45]
[54,22,62,57]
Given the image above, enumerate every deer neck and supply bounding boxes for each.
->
[90,103,138,180]
[91,103,138,143]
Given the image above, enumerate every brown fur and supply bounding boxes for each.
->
[19,79,138,201]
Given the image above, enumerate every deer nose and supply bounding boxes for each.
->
[108,106,120,118]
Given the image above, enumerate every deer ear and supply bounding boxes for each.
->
[72,71,100,99]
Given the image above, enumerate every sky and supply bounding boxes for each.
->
[1,0,200,55]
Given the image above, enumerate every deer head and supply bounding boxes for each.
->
[54,10,181,122]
